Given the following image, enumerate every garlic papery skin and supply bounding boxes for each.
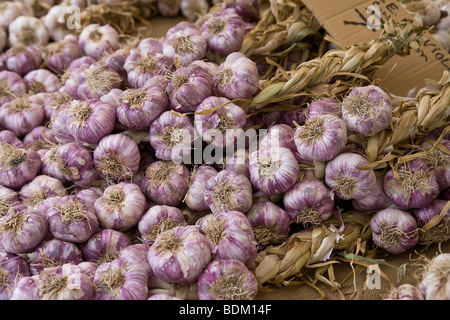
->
[194,96,247,147]
[138,37,165,54]
[9,16,49,47]
[119,243,152,281]
[81,229,131,264]
[325,152,376,200]
[94,258,148,300]
[406,0,441,26]
[384,159,439,209]
[149,111,194,162]
[0,143,41,190]
[370,208,419,255]
[418,253,450,300]
[0,186,19,218]
[77,62,122,100]
[60,59,95,100]
[352,176,393,212]
[163,28,207,67]
[0,251,31,300]
[222,0,261,22]
[197,259,258,300]
[204,169,253,214]
[66,99,116,145]
[384,284,424,300]
[249,146,300,196]
[138,205,187,245]
[49,108,75,144]
[414,199,450,245]
[42,4,75,42]
[148,293,183,300]
[185,165,218,211]
[341,85,393,137]
[246,202,290,247]
[19,175,68,210]
[0,2,27,30]
[12,264,96,300]
[158,0,181,17]
[5,45,42,77]
[0,71,26,107]
[0,95,45,137]
[45,195,99,244]
[103,48,130,87]
[167,64,212,113]
[260,124,303,162]
[78,24,119,60]
[27,239,83,275]
[306,97,342,119]
[44,37,82,74]
[294,114,347,162]
[225,149,250,179]
[0,205,48,254]
[212,52,259,99]
[24,69,61,94]
[180,0,210,22]
[283,170,335,225]
[420,139,450,190]
[93,134,141,182]
[124,49,174,89]
[23,126,55,151]
[94,182,146,231]
[117,84,168,131]
[75,187,103,208]
[0,130,24,148]
[147,225,212,284]
[141,161,190,207]
[200,10,245,56]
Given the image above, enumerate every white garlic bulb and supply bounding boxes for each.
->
[9,16,50,47]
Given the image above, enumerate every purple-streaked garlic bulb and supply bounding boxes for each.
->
[124,49,173,89]
[225,149,250,179]
[248,146,299,196]
[44,35,82,74]
[41,142,97,188]
[293,114,347,162]
[48,107,75,144]
[341,85,393,137]
[77,261,97,281]
[0,251,31,300]
[280,108,307,127]
[0,96,44,137]
[222,0,261,22]
[94,258,149,300]
[306,97,342,119]
[384,159,439,209]
[103,48,130,87]
[23,126,55,151]
[42,4,75,42]
[0,130,24,148]
[384,284,424,300]
[147,225,212,284]
[0,70,26,106]
[247,111,282,130]
[19,175,67,210]
[94,182,147,231]
[65,99,116,145]
[0,143,41,190]
[212,52,259,99]
[163,28,207,67]
[27,239,83,275]
[165,21,198,39]
[414,199,450,245]
[81,229,131,264]
[24,69,61,94]
[325,152,377,200]
[138,205,187,245]
[77,62,122,100]
[246,202,290,247]
[45,195,99,243]
[0,205,48,254]
[117,83,168,130]
[197,211,257,269]
[370,208,419,254]
[197,259,258,300]
[141,161,190,206]
[61,57,95,100]
[418,253,450,300]
[8,16,49,47]
[4,45,42,77]
[75,187,103,208]
[167,64,212,113]
[93,133,141,182]
[149,111,194,162]
[180,0,209,22]
[158,0,181,17]
[185,165,218,211]
[119,243,152,280]
[260,124,303,162]
[194,96,247,147]
[200,10,245,56]
[204,169,253,214]
[352,176,393,212]
[100,88,122,110]
[148,293,183,300]
[420,139,450,190]
[78,24,119,59]
[0,186,19,218]
[138,37,165,54]
[283,170,335,225]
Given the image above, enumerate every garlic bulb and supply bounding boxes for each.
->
[43,4,74,42]
[9,16,49,47]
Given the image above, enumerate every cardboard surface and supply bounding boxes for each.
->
[302,0,450,96]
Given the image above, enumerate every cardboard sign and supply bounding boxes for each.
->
[302,0,450,96]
